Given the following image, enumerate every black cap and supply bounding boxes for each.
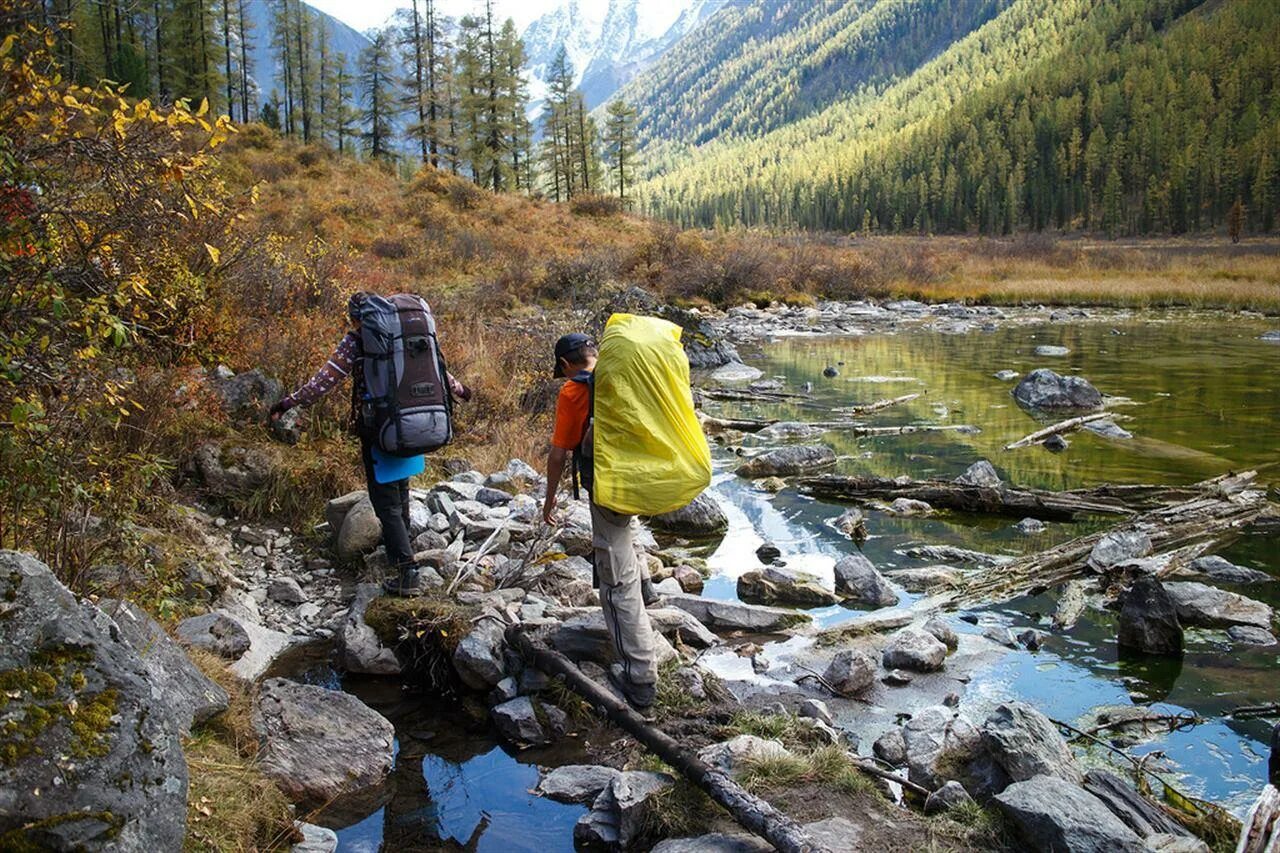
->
[553,333,593,378]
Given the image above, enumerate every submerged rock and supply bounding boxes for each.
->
[822,649,877,697]
[1084,418,1133,440]
[735,445,836,478]
[1189,555,1272,585]
[711,361,764,382]
[0,553,189,851]
[1015,517,1048,535]
[1117,577,1183,656]
[1013,368,1103,411]
[996,775,1145,853]
[1164,581,1274,629]
[833,553,898,607]
[1034,345,1070,356]
[882,628,948,672]
[994,369,1020,381]
[649,492,729,537]
[829,507,867,539]
[737,565,837,607]
[253,677,394,808]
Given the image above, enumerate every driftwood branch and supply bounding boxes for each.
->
[812,423,977,436]
[1004,412,1113,450]
[832,393,921,415]
[506,627,831,853]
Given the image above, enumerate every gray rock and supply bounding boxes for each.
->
[194,441,274,497]
[99,598,228,734]
[737,565,837,607]
[536,764,622,804]
[698,735,792,776]
[996,775,1145,853]
[324,490,366,533]
[757,421,826,441]
[1164,581,1274,629]
[873,727,908,766]
[176,611,251,659]
[1145,835,1212,853]
[923,616,959,650]
[903,705,982,789]
[1082,770,1197,840]
[735,445,836,479]
[829,507,867,539]
[1043,433,1070,452]
[549,609,678,667]
[336,495,383,562]
[228,619,307,683]
[755,541,782,563]
[1118,578,1183,656]
[882,668,914,686]
[453,619,509,690]
[651,834,772,853]
[1228,625,1277,646]
[1088,530,1153,571]
[267,576,307,605]
[800,817,864,852]
[337,584,402,676]
[994,369,1020,381]
[253,678,394,807]
[1084,418,1133,440]
[475,487,514,507]
[212,368,282,418]
[291,821,338,853]
[647,608,720,649]
[925,780,975,815]
[0,553,188,851]
[575,770,675,849]
[1013,368,1104,410]
[650,492,730,537]
[1190,555,1272,585]
[887,564,961,592]
[270,407,303,445]
[833,553,898,607]
[491,696,567,747]
[822,649,877,697]
[1034,345,1070,356]
[887,497,933,516]
[663,592,810,633]
[1259,330,1280,342]
[798,698,834,726]
[955,460,1002,488]
[711,361,764,382]
[882,628,948,672]
[982,701,1082,785]
[1015,517,1048,535]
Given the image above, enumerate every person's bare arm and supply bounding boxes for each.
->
[543,446,569,524]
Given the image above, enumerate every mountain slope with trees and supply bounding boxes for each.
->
[628,0,1280,236]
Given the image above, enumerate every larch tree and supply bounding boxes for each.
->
[359,28,398,160]
[603,98,637,202]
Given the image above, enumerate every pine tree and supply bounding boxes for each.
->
[539,46,575,201]
[271,0,294,135]
[602,98,637,202]
[359,28,398,160]
[498,18,532,191]
[236,0,251,120]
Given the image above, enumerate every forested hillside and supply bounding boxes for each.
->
[630,0,1280,236]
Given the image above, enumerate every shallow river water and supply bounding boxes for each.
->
[324,313,1279,850]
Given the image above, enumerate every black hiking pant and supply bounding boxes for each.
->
[360,437,415,571]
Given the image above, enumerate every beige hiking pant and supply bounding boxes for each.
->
[591,502,659,686]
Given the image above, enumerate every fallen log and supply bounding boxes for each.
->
[832,393,921,415]
[699,412,778,434]
[506,627,831,853]
[1004,412,1113,450]
[812,423,978,436]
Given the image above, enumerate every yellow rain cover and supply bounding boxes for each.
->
[592,313,712,516]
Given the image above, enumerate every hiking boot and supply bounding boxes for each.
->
[608,663,656,718]
[383,567,426,598]
[640,576,660,607]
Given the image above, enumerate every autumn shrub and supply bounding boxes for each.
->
[569,193,625,217]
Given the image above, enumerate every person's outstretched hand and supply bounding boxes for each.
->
[542,494,557,526]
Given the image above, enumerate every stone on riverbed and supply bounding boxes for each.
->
[177,611,251,659]
[822,649,877,697]
[537,765,623,804]
[886,497,934,516]
[649,492,729,537]
[1013,368,1104,411]
[955,460,1002,488]
[735,445,836,478]
[994,369,1020,381]
[338,583,402,676]
[833,553,898,607]
[491,696,567,747]
[710,361,763,382]
[1084,418,1133,440]
[253,677,394,808]
[829,507,867,539]
[873,728,908,766]
[882,627,948,672]
[452,619,508,690]
[1163,581,1274,629]
[982,701,1082,785]
[1034,345,1070,357]
[1228,625,1278,646]
[663,592,811,633]
[1015,517,1047,535]
[995,775,1146,853]
[737,565,838,607]
[923,615,959,650]
[1188,555,1272,585]
[1117,577,1183,656]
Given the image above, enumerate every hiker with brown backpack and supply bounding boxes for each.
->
[270,292,472,597]
[542,316,712,714]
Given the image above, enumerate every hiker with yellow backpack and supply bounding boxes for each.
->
[542,314,712,714]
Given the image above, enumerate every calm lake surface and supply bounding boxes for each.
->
[326,313,1279,849]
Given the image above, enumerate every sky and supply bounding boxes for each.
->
[304,0,688,36]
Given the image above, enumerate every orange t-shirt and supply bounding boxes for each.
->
[551,379,591,451]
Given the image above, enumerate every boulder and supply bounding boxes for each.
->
[982,701,1082,785]
[1013,368,1104,410]
[536,765,622,804]
[1082,770,1198,840]
[291,821,339,853]
[0,553,188,851]
[212,367,282,418]
[925,780,976,815]
[324,490,366,533]
[884,563,962,591]
[698,735,792,776]
[798,698,833,726]
[575,770,674,850]
[337,584,402,676]
[649,492,729,537]
[194,441,274,497]
[176,611,251,659]
[711,362,764,382]
[99,598,228,734]
[1164,581,1274,629]
[902,705,982,789]
[881,628,948,672]
[1088,530,1153,571]
[549,610,678,666]
[822,649,877,697]
[253,678,394,807]
[267,576,306,605]
[672,565,705,594]
[996,775,1145,853]
[735,445,836,479]
[923,615,959,651]
[228,619,306,683]
[873,727,908,766]
[647,607,719,649]
[1228,625,1277,646]
[663,592,810,633]
[1015,517,1047,535]
[737,566,837,607]
[886,497,933,516]
[491,696,567,747]
[452,619,508,690]
[336,495,383,562]
[955,460,1002,488]
[1189,555,1272,585]
[833,553,898,607]
[1117,578,1183,656]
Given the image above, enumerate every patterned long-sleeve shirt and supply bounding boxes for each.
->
[281,330,470,412]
